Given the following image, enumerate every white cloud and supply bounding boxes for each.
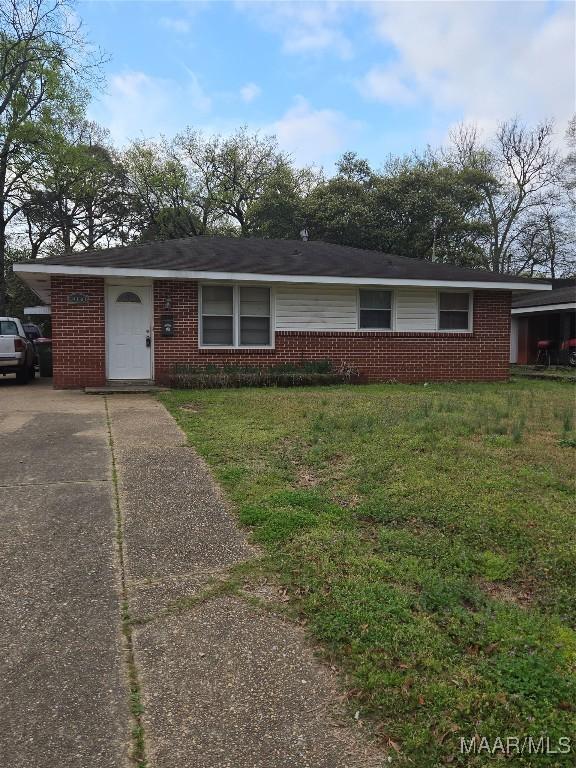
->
[270,96,361,166]
[362,1,574,131]
[237,1,354,59]
[240,82,261,103]
[92,69,212,145]
[183,67,212,113]
[160,17,191,34]
[357,65,416,106]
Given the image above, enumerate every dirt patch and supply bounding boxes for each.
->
[477,579,534,608]
[179,403,203,412]
[295,465,319,488]
[336,494,361,510]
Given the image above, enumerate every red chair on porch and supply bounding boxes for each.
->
[535,339,554,368]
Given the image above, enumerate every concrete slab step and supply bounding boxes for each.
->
[85,385,168,394]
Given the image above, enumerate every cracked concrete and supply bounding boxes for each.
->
[1,381,385,768]
[109,394,385,768]
[0,379,130,768]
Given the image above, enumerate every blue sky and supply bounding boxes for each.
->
[81,1,575,172]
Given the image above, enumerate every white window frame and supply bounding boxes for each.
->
[199,283,275,349]
[436,289,473,332]
[357,287,395,331]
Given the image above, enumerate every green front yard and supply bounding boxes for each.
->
[160,381,576,766]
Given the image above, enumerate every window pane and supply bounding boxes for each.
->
[360,289,391,310]
[0,321,19,335]
[439,292,469,311]
[202,286,233,315]
[240,286,270,316]
[360,309,392,329]
[202,316,233,345]
[439,311,469,330]
[116,291,141,303]
[240,317,270,346]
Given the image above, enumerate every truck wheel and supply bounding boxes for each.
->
[15,366,30,384]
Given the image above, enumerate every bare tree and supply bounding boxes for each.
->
[176,127,289,236]
[122,138,201,241]
[449,118,561,274]
[516,201,575,278]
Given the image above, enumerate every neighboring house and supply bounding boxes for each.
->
[14,236,550,389]
[510,280,576,364]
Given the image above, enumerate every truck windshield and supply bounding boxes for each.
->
[0,321,19,335]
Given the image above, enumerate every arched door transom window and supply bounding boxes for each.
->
[116,291,142,303]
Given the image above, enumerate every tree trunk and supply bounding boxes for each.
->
[0,140,9,314]
[0,217,6,315]
[87,200,95,249]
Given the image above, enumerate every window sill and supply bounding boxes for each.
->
[199,345,275,352]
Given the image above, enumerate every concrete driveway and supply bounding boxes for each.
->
[0,379,129,767]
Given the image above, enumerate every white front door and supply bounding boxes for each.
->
[107,285,152,380]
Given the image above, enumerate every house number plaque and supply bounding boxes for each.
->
[68,292,89,305]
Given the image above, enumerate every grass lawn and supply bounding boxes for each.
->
[160,381,576,766]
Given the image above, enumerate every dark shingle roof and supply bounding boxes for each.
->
[36,236,549,286]
[512,285,576,309]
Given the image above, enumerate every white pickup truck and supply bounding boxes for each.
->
[0,317,36,384]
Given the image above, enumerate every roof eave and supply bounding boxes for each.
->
[13,263,552,292]
[512,302,576,314]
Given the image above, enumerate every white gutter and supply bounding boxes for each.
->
[13,262,552,291]
[512,302,576,315]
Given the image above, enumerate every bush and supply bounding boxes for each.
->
[169,360,360,389]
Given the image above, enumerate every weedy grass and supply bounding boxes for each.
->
[160,381,576,767]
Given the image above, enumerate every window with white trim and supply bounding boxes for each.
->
[438,292,471,330]
[200,285,272,347]
[239,286,271,345]
[359,289,392,329]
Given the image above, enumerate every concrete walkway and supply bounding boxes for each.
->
[1,380,384,767]
[109,395,384,768]
[0,379,129,768]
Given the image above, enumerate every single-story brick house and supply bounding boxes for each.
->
[14,236,550,389]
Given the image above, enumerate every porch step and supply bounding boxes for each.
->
[85,383,167,394]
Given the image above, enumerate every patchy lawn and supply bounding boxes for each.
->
[160,381,576,767]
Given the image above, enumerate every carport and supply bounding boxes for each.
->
[511,282,576,364]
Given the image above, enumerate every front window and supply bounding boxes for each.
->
[438,292,471,330]
[240,287,271,345]
[359,289,392,329]
[201,286,234,345]
[200,285,272,347]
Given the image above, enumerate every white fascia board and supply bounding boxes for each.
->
[512,302,576,315]
[13,262,552,291]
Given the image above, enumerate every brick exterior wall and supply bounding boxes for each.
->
[51,276,106,389]
[153,280,511,385]
[50,276,511,388]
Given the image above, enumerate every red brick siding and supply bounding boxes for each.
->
[50,277,511,388]
[51,276,106,389]
[153,281,511,384]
